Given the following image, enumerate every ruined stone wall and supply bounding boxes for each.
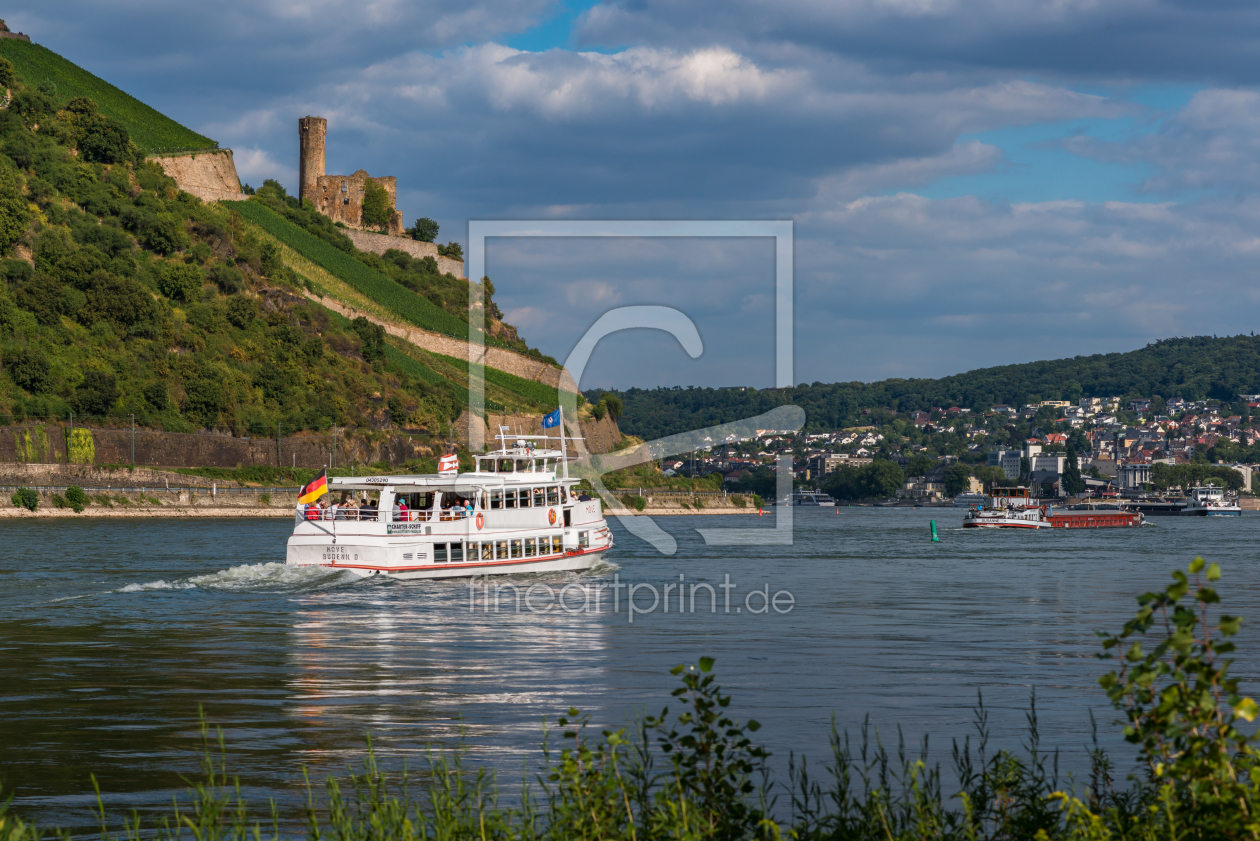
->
[453,412,622,455]
[303,291,566,388]
[342,229,466,278]
[150,150,244,202]
[0,425,435,470]
[313,171,403,235]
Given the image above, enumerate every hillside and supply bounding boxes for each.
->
[0,39,214,152]
[0,63,567,438]
[603,335,1260,439]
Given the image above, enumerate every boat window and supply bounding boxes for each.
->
[579,531,590,548]
[533,488,545,507]
[524,539,536,558]
[516,488,529,508]
[511,539,523,558]
[481,542,493,561]
[434,543,448,563]
[505,489,517,509]
[490,489,503,509]
[547,486,559,505]
[451,543,464,562]
[552,535,562,554]
[495,540,508,560]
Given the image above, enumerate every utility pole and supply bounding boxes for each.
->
[67,411,73,464]
[277,423,282,467]
[131,414,135,466]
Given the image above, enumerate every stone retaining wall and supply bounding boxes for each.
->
[0,425,433,470]
[305,291,568,388]
[150,150,245,203]
[342,229,466,278]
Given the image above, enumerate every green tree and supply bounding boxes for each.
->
[943,462,973,496]
[0,56,14,90]
[158,262,203,302]
[438,241,464,260]
[6,347,51,393]
[78,116,132,164]
[0,173,29,253]
[146,214,190,255]
[361,179,392,231]
[1063,444,1085,496]
[72,371,119,416]
[409,217,439,242]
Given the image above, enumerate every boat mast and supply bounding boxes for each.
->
[559,406,569,479]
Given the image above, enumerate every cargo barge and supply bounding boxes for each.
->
[963,487,1144,529]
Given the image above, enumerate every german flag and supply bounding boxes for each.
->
[298,470,328,505]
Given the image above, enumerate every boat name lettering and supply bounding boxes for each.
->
[322,545,351,562]
[363,477,390,485]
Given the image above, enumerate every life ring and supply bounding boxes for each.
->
[548,508,557,525]
[476,512,484,530]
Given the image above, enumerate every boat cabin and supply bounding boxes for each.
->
[988,486,1035,508]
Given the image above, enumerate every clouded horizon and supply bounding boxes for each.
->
[11,1,1260,391]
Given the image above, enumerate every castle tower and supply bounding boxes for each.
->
[297,116,326,204]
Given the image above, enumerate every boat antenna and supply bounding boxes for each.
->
[560,404,569,479]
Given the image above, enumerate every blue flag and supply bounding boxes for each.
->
[542,408,561,428]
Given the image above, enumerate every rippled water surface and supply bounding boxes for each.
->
[4,509,1260,828]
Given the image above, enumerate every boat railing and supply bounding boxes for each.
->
[298,506,473,522]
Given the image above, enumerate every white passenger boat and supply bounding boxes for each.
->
[1180,485,1242,517]
[953,492,987,508]
[285,427,612,579]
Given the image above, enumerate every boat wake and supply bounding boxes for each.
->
[119,563,359,595]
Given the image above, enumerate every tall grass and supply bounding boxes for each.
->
[0,40,215,151]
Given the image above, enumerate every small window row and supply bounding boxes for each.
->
[488,486,565,509]
[433,535,564,563]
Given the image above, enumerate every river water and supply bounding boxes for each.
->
[4,508,1260,830]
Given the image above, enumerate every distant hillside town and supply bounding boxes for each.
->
[652,393,1260,503]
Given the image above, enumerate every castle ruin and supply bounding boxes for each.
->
[299,116,404,236]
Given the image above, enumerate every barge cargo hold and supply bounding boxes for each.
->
[1046,511,1143,528]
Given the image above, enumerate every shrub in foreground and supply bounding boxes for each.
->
[10,487,37,511]
[4,559,1259,840]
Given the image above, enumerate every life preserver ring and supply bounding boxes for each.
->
[548,508,557,525]
[476,512,484,530]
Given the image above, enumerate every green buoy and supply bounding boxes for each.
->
[930,520,939,542]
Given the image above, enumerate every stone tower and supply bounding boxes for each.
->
[298,116,326,204]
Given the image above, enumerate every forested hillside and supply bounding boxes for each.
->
[601,334,1260,439]
[0,55,561,436]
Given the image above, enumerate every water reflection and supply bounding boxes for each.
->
[284,571,612,774]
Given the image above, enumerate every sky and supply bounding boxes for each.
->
[11,1,1260,391]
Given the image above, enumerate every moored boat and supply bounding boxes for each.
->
[284,424,612,579]
[1179,485,1242,517]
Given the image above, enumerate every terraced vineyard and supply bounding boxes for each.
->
[0,39,215,152]
[227,201,488,343]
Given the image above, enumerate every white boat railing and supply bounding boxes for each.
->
[298,506,473,522]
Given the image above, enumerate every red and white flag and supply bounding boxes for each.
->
[438,454,459,474]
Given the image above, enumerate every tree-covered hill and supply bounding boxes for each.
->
[0,58,569,436]
[0,38,215,152]
[599,334,1260,439]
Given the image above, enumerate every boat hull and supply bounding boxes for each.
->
[286,544,606,580]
